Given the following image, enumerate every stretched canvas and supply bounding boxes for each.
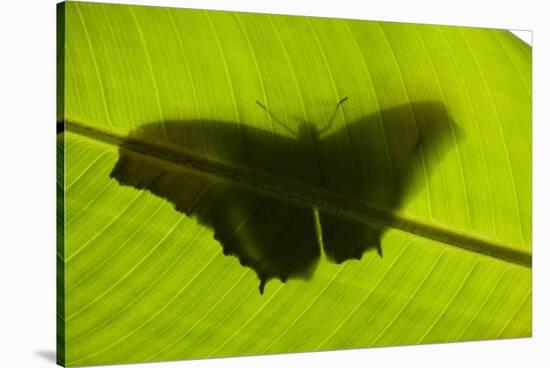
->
[56,1,532,366]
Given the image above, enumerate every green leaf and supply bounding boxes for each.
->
[57,1,531,366]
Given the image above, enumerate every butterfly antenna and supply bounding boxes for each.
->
[320,96,348,134]
[255,101,296,135]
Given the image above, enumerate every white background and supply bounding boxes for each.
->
[0,0,546,367]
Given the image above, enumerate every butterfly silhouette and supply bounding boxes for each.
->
[110,99,459,293]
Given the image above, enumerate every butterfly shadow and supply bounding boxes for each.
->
[110,100,462,293]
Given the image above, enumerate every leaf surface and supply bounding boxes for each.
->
[58,2,531,366]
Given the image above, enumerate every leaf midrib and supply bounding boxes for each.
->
[61,120,532,268]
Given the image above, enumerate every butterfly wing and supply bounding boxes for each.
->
[110,120,321,293]
[317,101,458,262]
